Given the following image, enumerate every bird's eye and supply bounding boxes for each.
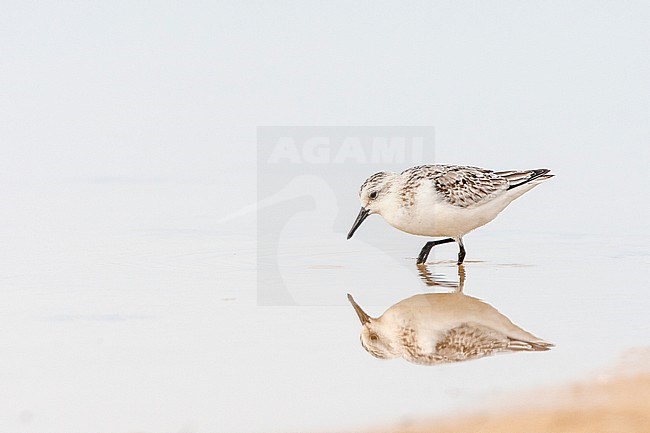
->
[369,333,378,341]
[369,191,378,200]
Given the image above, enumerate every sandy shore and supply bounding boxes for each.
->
[365,348,650,433]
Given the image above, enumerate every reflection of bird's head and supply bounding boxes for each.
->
[347,294,400,360]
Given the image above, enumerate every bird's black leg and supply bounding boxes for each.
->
[416,238,454,264]
[456,238,466,265]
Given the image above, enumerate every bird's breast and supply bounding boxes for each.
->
[381,200,466,237]
[380,194,507,237]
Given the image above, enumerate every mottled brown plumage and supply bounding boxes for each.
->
[348,164,554,263]
[348,292,553,366]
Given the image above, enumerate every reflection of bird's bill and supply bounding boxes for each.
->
[347,207,369,239]
[347,293,370,324]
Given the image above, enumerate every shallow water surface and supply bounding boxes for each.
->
[0,181,648,433]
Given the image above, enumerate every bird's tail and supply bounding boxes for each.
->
[496,168,554,190]
[507,338,554,352]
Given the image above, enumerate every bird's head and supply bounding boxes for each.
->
[347,171,397,239]
[347,294,399,360]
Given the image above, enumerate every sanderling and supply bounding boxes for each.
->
[347,292,552,365]
[347,164,553,264]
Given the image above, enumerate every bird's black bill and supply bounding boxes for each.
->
[347,294,370,325]
[347,207,369,239]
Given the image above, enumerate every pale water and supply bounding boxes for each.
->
[0,178,648,433]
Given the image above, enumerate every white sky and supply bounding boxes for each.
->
[2,1,648,234]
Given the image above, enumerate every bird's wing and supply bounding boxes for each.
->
[494,168,552,190]
[435,323,552,362]
[434,323,511,361]
[401,165,508,208]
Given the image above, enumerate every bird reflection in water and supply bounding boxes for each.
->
[347,265,552,365]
